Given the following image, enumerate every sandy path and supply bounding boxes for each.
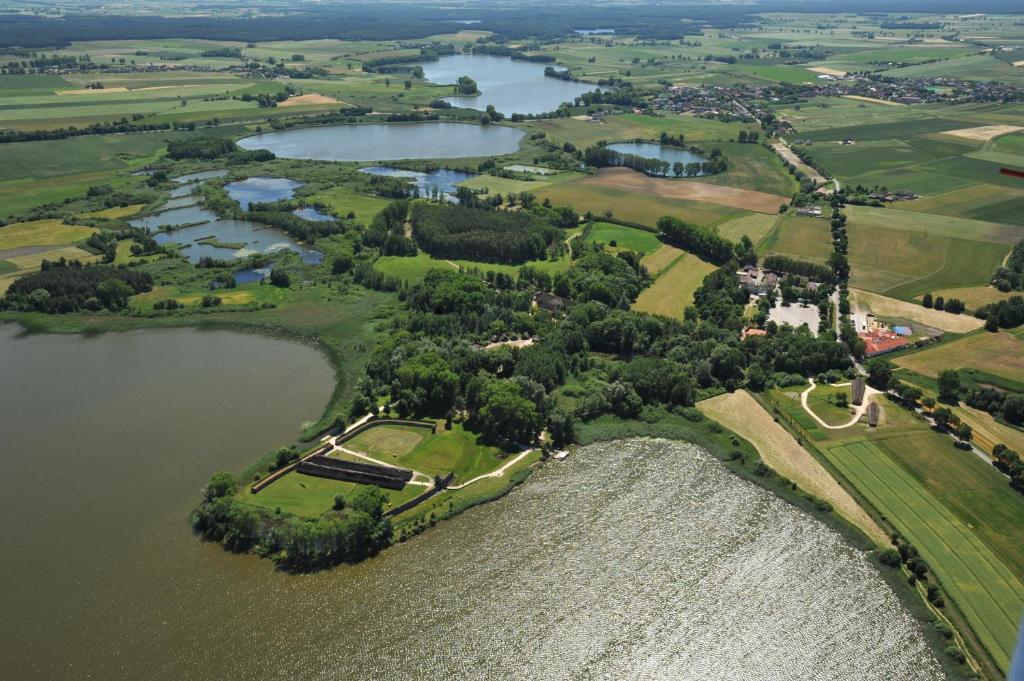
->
[585,167,789,214]
[800,379,880,430]
[698,390,887,545]
[772,141,827,185]
[447,448,534,489]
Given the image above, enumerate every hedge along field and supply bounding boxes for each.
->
[632,252,716,319]
[823,437,1023,673]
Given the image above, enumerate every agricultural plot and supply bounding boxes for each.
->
[714,213,779,246]
[632,252,716,318]
[954,405,1024,456]
[924,285,1018,311]
[894,331,1024,385]
[823,437,1023,672]
[640,244,684,275]
[903,184,1024,226]
[756,213,832,263]
[458,174,555,196]
[375,250,571,284]
[697,390,886,545]
[532,112,743,149]
[0,219,101,292]
[531,171,750,228]
[695,142,799,196]
[881,53,1024,87]
[844,206,1014,298]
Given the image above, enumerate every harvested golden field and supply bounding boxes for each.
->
[894,331,1024,383]
[579,167,788,214]
[632,253,716,318]
[0,219,95,250]
[944,124,1023,141]
[639,244,683,275]
[851,289,985,333]
[698,390,887,545]
[841,95,904,106]
[808,66,847,77]
[81,204,145,219]
[954,405,1024,455]
[279,93,341,107]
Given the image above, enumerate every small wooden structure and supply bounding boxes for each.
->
[298,456,413,490]
[867,401,880,427]
[851,377,866,406]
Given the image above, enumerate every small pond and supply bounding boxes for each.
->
[358,166,474,198]
[224,177,303,210]
[574,28,616,35]
[606,141,708,176]
[421,54,597,115]
[292,206,334,222]
[237,122,523,161]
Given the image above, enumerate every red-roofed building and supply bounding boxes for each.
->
[741,327,768,341]
[860,329,911,358]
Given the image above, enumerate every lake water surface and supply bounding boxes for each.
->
[607,141,707,174]
[359,166,474,198]
[422,54,596,115]
[238,122,524,161]
[224,176,303,209]
[0,342,943,681]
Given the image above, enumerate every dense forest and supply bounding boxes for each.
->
[2,259,153,313]
[409,202,564,264]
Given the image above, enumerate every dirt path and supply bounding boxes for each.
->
[800,379,880,429]
[447,448,534,490]
[772,140,827,185]
[585,167,789,214]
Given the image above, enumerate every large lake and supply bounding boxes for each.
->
[0,335,942,681]
[237,122,524,161]
[422,53,597,115]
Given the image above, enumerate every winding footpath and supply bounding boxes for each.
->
[800,378,880,429]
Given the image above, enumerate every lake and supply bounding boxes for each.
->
[359,166,474,198]
[0,341,944,681]
[224,176,303,210]
[237,122,524,161]
[0,324,335,681]
[422,53,597,115]
[607,141,708,175]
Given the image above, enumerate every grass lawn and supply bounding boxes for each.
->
[308,184,390,225]
[805,383,854,426]
[894,331,1024,385]
[375,250,571,284]
[343,424,428,459]
[632,252,716,319]
[851,289,984,333]
[458,174,556,195]
[241,470,422,518]
[585,221,661,254]
[822,437,1023,672]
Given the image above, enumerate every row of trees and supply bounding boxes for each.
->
[656,216,735,264]
[582,144,727,177]
[921,293,965,314]
[992,239,1024,292]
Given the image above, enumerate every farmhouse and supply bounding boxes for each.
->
[796,206,823,217]
[534,291,572,314]
[861,328,911,357]
[737,266,779,295]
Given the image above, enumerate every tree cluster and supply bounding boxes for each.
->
[2,258,153,313]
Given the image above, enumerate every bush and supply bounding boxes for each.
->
[878,548,901,567]
[269,268,290,288]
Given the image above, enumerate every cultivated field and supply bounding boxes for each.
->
[756,213,832,263]
[585,222,661,255]
[850,289,985,333]
[823,437,1023,672]
[894,331,1024,384]
[715,213,779,245]
[640,244,684,275]
[632,253,716,318]
[924,285,1019,310]
[584,167,789,214]
[697,390,887,545]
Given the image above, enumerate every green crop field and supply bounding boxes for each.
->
[632,252,716,318]
[881,54,1024,87]
[823,437,1023,672]
[375,250,571,284]
[585,222,661,254]
[756,213,832,263]
[894,331,1024,386]
[715,213,779,245]
[903,185,1024,226]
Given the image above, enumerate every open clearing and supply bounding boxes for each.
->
[715,213,779,246]
[0,219,95,250]
[924,285,1019,310]
[807,66,847,77]
[571,167,788,214]
[585,221,662,255]
[698,390,886,545]
[851,289,984,333]
[894,331,1024,384]
[944,124,1023,141]
[823,438,1022,671]
[757,213,832,263]
[632,252,716,318]
[344,424,426,459]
